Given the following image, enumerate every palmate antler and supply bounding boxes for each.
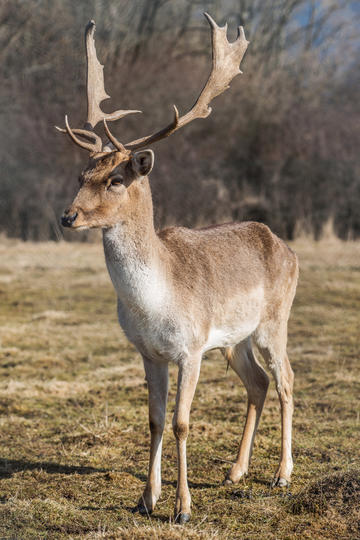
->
[56,20,140,153]
[57,14,249,154]
[117,13,249,151]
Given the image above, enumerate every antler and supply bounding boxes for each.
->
[84,20,140,130]
[117,13,249,151]
[57,14,249,154]
[56,20,140,153]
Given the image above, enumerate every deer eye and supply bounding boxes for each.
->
[109,175,123,187]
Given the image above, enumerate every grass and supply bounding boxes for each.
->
[0,236,359,539]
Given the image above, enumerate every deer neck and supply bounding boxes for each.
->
[102,177,167,310]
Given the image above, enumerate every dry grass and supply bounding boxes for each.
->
[0,237,359,539]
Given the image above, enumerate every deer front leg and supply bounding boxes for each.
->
[137,357,168,514]
[172,355,201,524]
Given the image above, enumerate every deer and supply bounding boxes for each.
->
[57,15,298,524]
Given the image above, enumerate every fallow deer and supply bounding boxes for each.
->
[57,15,298,524]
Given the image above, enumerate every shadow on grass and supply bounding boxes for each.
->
[0,458,108,478]
[250,475,275,487]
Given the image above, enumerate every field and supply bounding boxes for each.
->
[0,237,359,539]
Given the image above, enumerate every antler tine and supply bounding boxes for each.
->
[85,20,141,129]
[55,115,103,153]
[124,13,249,150]
[124,105,180,150]
[55,122,103,152]
[103,119,126,152]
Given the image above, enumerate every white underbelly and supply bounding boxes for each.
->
[203,320,258,352]
[203,285,264,352]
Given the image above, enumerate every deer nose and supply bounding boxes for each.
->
[61,211,78,227]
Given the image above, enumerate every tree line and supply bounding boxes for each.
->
[0,0,359,241]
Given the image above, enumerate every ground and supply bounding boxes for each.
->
[0,237,359,539]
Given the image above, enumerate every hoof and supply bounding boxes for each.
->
[135,503,152,515]
[223,471,247,485]
[175,512,191,525]
[272,477,289,488]
[223,478,234,485]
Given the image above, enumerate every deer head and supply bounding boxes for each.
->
[58,15,249,230]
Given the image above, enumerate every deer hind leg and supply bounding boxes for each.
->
[254,323,294,487]
[137,357,168,514]
[222,338,269,484]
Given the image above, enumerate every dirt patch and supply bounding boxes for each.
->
[289,470,360,515]
[288,470,360,535]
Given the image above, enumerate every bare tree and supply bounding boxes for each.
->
[0,0,359,240]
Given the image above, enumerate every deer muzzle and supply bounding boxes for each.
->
[61,211,78,228]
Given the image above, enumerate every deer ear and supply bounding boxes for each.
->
[131,150,154,177]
